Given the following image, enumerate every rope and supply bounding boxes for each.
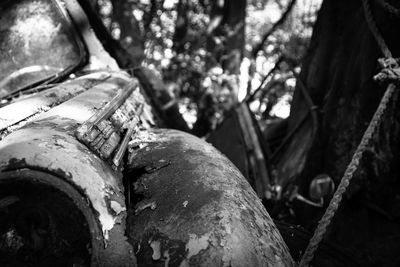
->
[298,83,396,266]
[375,0,400,17]
[374,58,400,83]
[298,0,399,265]
[363,0,392,58]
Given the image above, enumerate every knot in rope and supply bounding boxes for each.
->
[374,57,400,83]
[298,0,399,266]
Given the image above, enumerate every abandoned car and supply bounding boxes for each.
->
[0,0,294,266]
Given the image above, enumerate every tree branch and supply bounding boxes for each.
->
[245,55,283,102]
[143,0,159,32]
[172,0,189,53]
[251,0,297,58]
[77,0,138,68]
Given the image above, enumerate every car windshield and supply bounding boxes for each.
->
[0,0,83,99]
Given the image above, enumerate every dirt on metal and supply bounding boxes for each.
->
[125,129,294,267]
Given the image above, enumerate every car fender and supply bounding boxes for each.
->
[126,129,294,267]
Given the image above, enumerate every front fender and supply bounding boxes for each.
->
[126,129,293,267]
[0,121,135,266]
[0,73,142,266]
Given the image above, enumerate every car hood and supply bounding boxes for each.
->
[0,70,155,241]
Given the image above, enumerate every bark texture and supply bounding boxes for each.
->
[285,0,400,265]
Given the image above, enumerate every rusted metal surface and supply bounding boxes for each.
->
[0,72,109,133]
[0,1,293,266]
[76,81,136,139]
[0,0,161,265]
[75,80,146,162]
[125,129,294,267]
[112,104,144,169]
[0,71,156,266]
[0,125,135,266]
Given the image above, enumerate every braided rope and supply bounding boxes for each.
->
[298,83,396,266]
[363,0,392,58]
[298,0,398,265]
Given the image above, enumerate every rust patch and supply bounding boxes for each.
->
[125,129,294,266]
[135,228,186,267]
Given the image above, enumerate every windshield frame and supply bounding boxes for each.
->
[0,0,87,100]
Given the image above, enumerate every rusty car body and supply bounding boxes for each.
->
[0,0,293,266]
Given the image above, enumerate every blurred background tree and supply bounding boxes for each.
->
[88,0,322,136]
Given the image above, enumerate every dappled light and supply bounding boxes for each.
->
[95,0,322,132]
[2,0,400,266]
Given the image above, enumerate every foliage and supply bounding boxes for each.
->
[94,0,322,135]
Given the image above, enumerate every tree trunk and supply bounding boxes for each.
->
[192,0,247,136]
[77,0,139,69]
[284,0,400,265]
[172,0,189,53]
[111,0,145,65]
[220,0,246,75]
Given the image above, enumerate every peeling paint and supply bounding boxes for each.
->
[164,250,171,267]
[150,240,162,260]
[186,233,210,258]
[0,74,140,241]
[134,200,157,215]
[110,200,126,215]
[0,74,102,133]
[126,129,294,266]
